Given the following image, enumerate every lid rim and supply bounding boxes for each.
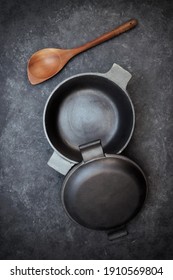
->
[61,154,148,231]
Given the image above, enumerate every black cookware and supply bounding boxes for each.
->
[44,63,135,175]
[62,140,147,232]
[43,63,147,238]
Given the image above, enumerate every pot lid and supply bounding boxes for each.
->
[62,140,147,230]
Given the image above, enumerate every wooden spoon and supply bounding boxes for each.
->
[27,19,138,85]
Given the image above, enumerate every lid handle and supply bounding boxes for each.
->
[79,139,104,162]
[108,226,128,241]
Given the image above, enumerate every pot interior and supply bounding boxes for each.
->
[44,75,134,162]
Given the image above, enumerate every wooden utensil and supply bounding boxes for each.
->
[27,19,138,85]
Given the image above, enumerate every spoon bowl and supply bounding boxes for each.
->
[27,48,73,85]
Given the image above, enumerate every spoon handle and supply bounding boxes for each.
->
[72,19,138,55]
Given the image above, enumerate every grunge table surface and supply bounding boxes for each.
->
[0,0,173,259]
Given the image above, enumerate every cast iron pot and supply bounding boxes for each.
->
[43,63,147,238]
[43,63,135,175]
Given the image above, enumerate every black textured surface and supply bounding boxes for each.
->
[0,0,173,259]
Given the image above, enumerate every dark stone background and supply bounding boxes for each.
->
[0,0,173,259]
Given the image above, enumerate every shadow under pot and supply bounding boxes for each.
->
[43,63,147,238]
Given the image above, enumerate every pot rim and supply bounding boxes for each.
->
[43,71,135,165]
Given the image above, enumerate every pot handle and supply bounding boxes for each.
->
[47,151,75,175]
[108,226,128,241]
[103,63,132,90]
